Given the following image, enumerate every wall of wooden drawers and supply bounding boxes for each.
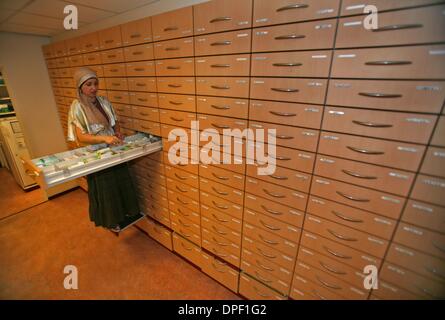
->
[42,0,445,300]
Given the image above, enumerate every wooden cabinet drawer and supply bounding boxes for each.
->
[318,131,425,172]
[125,61,155,77]
[133,119,161,136]
[300,231,382,272]
[171,211,200,237]
[304,214,389,258]
[252,19,336,52]
[156,77,195,94]
[153,37,194,59]
[380,262,445,299]
[196,77,249,98]
[131,105,159,122]
[46,59,57,69]
[394,222,445,260]
[199,164,245,190]
[61,79,75,88]
[324,106,436,144]
[129,92,157,107]
[291,273,344,300]
[200,190,243,220]
[69,54,83,67]
[200,178,243,206]
[146,209,170,228]
[158,94,195,112]
[121,16,152,46]
[197,96,248,118]
[164,165,198,189]
[166,177,199,202]
[254,0,340,27]
[340,0,444,15]
[63,88,76,97]
[372,280,419,300]
[431,116,445,147]
[123,43,154,62]
[54,96,65,104]
[201,231,241,267]
[245,193,304,228]
[311,176,405,219]
[411,174,445,207]
[239,273,287,300]
[137,168,166,187]
[108,90,130,104]
[195,30,251,56]
[202,227,241,258]
[337,5,445,48]
[251,51,331,78]
[421,147,445,178]
[314,155,415,196]
[173,233,202,267]
[249,100,322,129]
[402,200,445,233]
[66,37,81,55]
[159,109,196,128]
[201,203,242,234]
[249,121,319,151]
[327,79,445,113]
[298,246,365,290]
[168,199,200,226]
[244,208,300,243]
[60,67,77,78]
[155,58,194,76]
[194,0,252,35]
[127,77,156,92]
[246,163,310,193]
[331,45,445,79]
[103,63,126,77]
[386,243,445,285]
[197,114,247,134]
[171,221,201,247]
[101,48,124,64]
[293,261,369,300]
[105,77,128,91]
[144,218,173,250]
[83,52,102,65]
[195,54,250,76]
[81,32,100,53]
[48,68,59,78]
[135,157,164,175]
[307,196,396,240]
[99,26,122,50]
[56,57,70,68]
[152,6,193,41]
[243,222,298,259]
[201,251,240,293]
[168,189,200,213]
[202,215,241,246]
[250,78,327,104]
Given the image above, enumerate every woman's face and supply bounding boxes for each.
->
[80,78,99,98]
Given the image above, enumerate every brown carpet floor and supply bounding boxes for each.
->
[0,168,46,220]
[0,186,240,300]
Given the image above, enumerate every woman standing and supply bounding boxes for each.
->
[67,67,141,232]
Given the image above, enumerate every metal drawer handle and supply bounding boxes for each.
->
[111,83,121,86]
[210,16,232,23]
[174,173,188,180]
[260,219,280,231]
[181,242,192,251]
[140,125,152,130]
[256,260,274,272]
[323,246,352,259]
[137,98,148,102]
[270,175,288,180]
[269,132,294,140]
[211,41,232,46]
[327,229,358,242]
[88,57,95,61]
[169,100,183,105]
[105,39,114,44]
[211,123,230,129]
[257,248,276,259]
[358,92,402,99]
[25,169,39,177]
[255,271,272,283]
[153,226,163,235]
[165,47,180,51]
[316,276,341,290]
[134,68,145,71]
[276,3,309,12]
[178,218,191,228]
[166,66,181,70]
[432,240,445,253]
[211,186,229,196]
[211,85,230,90]
[211,261,227,273]
[425,266,445,280]
[365,60,412,66]
[176,197,189,205]
[211,64,230,68]
[259,234,279,245]
[272,62,302,67]
[179,229,192,238]
[336,191,370,203]
[212,172,229,180]
[211,213,229,223]
[253,286,271,298]
[168,84,182,88]
[332,210,363,223]
[212,200,229,210]
[132,51,143,55]
[136,83,146,87]
[164,26,178,32]
[212,225,227,236]
[107,54,116,58]
[177,208,189,217]
[341,169,377,180]
[347,146,385,155]
[86,44,93,48]
[170,117,184,122]
[271,87,299,93]
[212,248,228,258]
[211,104,230,110]
[312,290,327,300]
[175,185,188,193]
[319,261,347,275]
[269,111,296,117]
[372,24,423,32]
[275,34,306,40]
[260,205,282,216]
[139,112,149,116]
[276,156,291,161]
[211,237,230,247]
[130,33,141,38]
[352,120,393,128]
[262,188,285,198]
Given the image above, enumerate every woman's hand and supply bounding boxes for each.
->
[102,135,122,145]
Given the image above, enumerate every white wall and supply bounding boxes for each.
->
[0,32,67,158]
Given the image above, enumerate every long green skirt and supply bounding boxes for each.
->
[87,163,140,228]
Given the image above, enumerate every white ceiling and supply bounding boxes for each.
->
[0,0,160,37]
